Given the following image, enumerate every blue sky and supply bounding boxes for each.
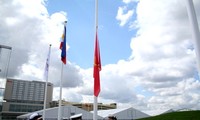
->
[47,0,135,68]
[1,0,200,116]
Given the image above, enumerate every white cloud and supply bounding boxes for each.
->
[123,0,139,4]
[126,0,200,115]
[116,6,134,26]
[0,0,71,85]
[13,0,48,18]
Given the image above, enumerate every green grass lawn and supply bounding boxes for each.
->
[137,110,200,120]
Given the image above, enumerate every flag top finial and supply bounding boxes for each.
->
[64,21,67,26]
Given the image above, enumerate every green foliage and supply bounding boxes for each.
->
[137,110,200,120]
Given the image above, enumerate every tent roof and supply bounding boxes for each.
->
[94,107,132,118]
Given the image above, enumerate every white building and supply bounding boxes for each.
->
[1,78,53,120]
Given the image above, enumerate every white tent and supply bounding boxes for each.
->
[97,107,150,120]
[17,105,103,120]
[17,105,150,120]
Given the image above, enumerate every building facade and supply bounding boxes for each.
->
[50,100,117,111]
[1,78,53,120]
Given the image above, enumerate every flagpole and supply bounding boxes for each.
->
[43,44,51,120]
[94,0,98,120]
[58,21,67,120]
[185,0,200,75]
[93,96,98,120]
[58,63,63,120]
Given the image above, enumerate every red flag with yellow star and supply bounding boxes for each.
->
[93,32,101,97]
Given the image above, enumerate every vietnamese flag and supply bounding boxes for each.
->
[93,32,101,97]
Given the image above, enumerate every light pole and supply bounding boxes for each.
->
[0,44,12,78]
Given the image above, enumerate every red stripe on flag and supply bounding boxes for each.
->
[60,42,63,49]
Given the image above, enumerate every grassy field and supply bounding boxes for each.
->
[137,110,200,120]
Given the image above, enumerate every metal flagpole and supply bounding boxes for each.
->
[58,21,67,120]
[185,0,200,75]
[93,96,98,120]
[58,63,63,120]
[43,44,51,120]
[93,0,98,120]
